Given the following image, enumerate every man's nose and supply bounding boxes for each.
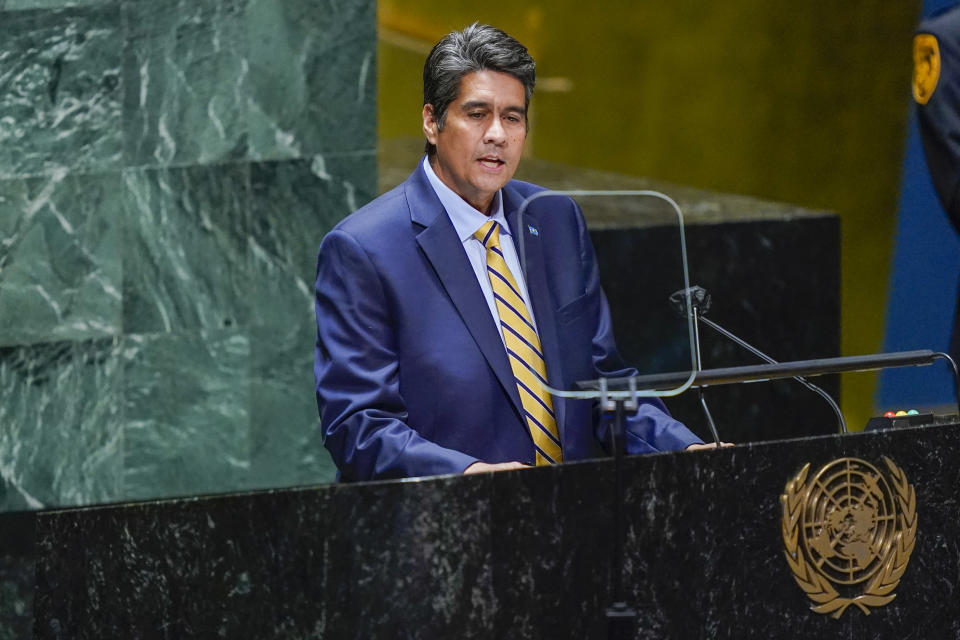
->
[484,116,507,144]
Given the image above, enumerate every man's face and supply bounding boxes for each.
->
[423,70,527,214]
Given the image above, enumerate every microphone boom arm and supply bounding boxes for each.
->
[697,315,848,434]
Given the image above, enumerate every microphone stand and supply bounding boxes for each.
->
[670,286,723,445]
[691,305,723,446]
[697,315,847,434]
[670,285,846,434]
[602,378,637,640]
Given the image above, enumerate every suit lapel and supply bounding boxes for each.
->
[406,168,524,420]
[503,187,569,442]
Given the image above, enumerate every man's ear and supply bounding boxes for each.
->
[422,104,439,145]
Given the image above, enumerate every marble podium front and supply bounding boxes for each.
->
[32,422,960,639]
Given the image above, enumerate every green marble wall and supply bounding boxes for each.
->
[0,0,376,512]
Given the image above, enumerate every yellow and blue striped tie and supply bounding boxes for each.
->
[475,220,563,465]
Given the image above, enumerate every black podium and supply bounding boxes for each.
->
[32,421,960,639]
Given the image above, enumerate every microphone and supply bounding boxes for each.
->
[669,287,723,446]
[669,286,848,434]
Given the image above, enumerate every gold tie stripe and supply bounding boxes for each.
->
[474,220,562,465]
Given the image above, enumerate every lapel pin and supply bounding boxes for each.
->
[527,225,539,236]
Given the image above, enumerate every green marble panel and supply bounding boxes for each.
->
[122,330,250,500]
[0,5,122,177]
[244,154,374,488]
[0,0,377,517]
[248,322,334,488]
[122,0,248,167]
[0,1,106,10]
[0,172,121,347]
[247,0,376,159]
[247,152,375,327]
[0,338,123,511]
[121,163,250,333]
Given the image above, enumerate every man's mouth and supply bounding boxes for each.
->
[478,157,505,169]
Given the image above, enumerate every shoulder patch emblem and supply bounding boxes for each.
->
[913,33,941,105]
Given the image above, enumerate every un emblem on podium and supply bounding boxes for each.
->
[780,457,917,618]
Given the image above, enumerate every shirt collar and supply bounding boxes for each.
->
[422,156,510,243]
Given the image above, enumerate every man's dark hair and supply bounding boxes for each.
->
[423,23,536,155]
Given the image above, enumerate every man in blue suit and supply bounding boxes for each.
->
[314,23,706,481]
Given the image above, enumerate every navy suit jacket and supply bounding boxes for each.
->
[314,163,701,481]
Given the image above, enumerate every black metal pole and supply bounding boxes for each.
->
[606,398,636,639]
[692,308,722,446]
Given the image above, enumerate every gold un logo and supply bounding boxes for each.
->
[780,457,917,618]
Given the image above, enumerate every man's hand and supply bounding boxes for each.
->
[463,461,529,474]
[685,442,734,451]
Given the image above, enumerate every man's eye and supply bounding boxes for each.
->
[469,112,484,119]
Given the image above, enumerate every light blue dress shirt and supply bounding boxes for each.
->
[422,156,539,339]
